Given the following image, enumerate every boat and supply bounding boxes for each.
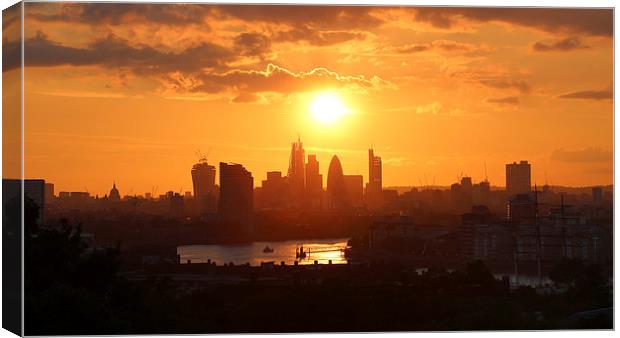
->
[263,245,274,253]
[296,245,307,259]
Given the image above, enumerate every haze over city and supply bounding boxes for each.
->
[1,4,612,195]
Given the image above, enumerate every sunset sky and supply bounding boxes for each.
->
[4,3,613,196]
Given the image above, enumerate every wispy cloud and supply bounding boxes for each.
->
[551,147,612,163]
[532,37,589,52]
[558,89,612,100]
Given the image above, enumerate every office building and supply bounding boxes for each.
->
[259,171,288,209]
[44,182,54,204]
[344,174,364,208]
[508,193,535,223]
[24,179,45,211]
[165,191,184,218]
[305,154,323,208]
[365,148,383,210]
[191,160,217,213]
[287,137,305,206]
[327,155,347,209]
[460,176,473,204]
[473,180,490,206]
[368,148,382,187]
[218,162,253,227]
[506,161,531,197]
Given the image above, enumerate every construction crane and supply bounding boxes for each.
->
[195,147,213,163]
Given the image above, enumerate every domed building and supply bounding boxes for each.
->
[109,182,120,201]
[327,155,347,209]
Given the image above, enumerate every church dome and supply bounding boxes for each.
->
[109,182,120,200]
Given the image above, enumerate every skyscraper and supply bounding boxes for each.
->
[44,182,54,205]
[287,137,305,206]
[460,176,473,208]
[327,155,347,209]
[191,159,217,213]
[473,180,491,206]
[344,174,364,208]
[368,148,382,189]
[259,171,288,209]
[365,148,383,210]
[506,161,531,197]
[305,154,323,208]
[218,162,253,227]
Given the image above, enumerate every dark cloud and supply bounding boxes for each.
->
[479,79,531,94]
[381,39,482,55]
[275,27,366,46]
[388,44,431,53]
[533,37,589,52]
[28,3,212,27]
[6,31,234,74]
[232,92,261,103]
[558,89,612,100]
[233,33,272,57]
[215,5,378,46]
[486,96,519,105]
[414,7,612,37]
[551,147,612,163]
[213,5,383,30]
[28,3,374,47]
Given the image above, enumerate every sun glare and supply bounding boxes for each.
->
[309,92,350,125]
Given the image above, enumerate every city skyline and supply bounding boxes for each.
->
[4,4,613,195]
[40,140,611,198]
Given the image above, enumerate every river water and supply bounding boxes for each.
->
[177,239,551,286]
[177,238,349,266]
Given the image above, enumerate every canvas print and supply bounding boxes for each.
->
[2,2,614,335]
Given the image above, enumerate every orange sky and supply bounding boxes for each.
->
[5,4,613,196]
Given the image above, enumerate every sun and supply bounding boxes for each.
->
[309,92,350,125]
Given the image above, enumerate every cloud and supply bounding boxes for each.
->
[233,33,272,57]
[383,157,416,167]
[533,37,589,52]
[558,89,612,100]
[416,102,443,114]
[380,39,486,55]
[275,27,366,46]
[167,64,393,100]
[414,7,612,37]
[551,147,612,163]
[479,79,531,94]
[7,30,393,102]
[28,3,212,26]
[27,3,375,51]
[212,5,383,30]
[6,31,235,74]
[486,96,519,105]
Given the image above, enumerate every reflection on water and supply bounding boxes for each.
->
[178,238,349,266]
[179,240,551,287]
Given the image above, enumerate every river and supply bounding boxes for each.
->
[177,238,551,286]
[177,237,350,266]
